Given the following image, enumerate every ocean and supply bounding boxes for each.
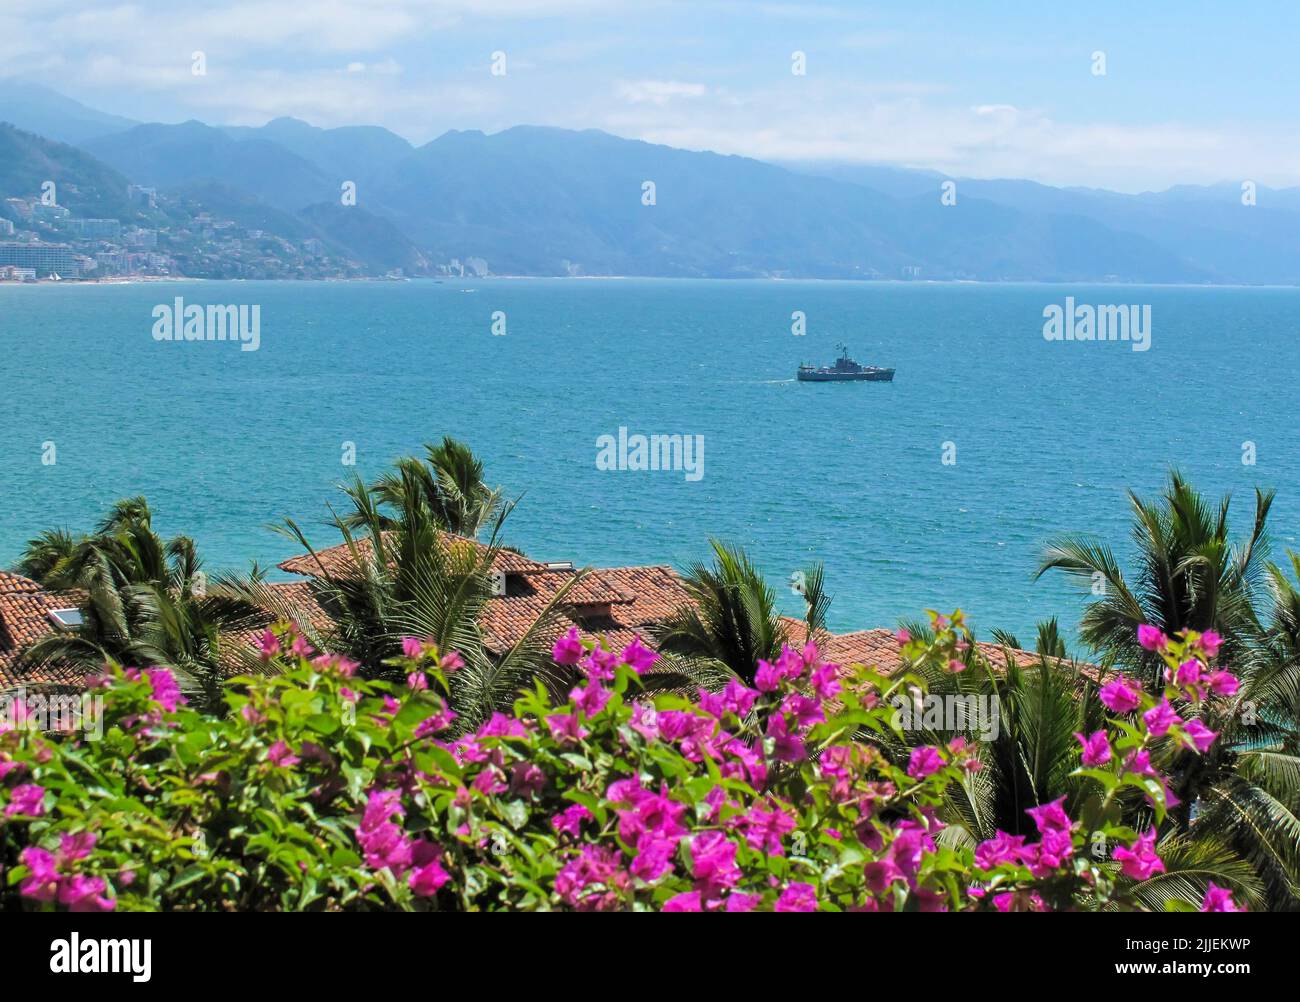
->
[1,278,1297,649]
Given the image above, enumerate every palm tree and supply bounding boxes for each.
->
[345,436,503,540]
[653,540,828,686]
[278,469,578,731]
[1037,473,1300,908]
[16,499,291,712]
[1036,470,1271,682]
[886,622,1270,909]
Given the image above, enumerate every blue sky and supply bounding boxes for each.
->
[4,0,1298,190]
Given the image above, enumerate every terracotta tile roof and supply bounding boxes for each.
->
[0,571,43,593]
[595,566,692,625]
[3,538,1087,692]
[278,533,548,578]
[517,568,635,606]
[777,619,1068,677]
[0,587,93,689]
[278,530,691,657]
[264,580,337,635]
[481,565,689,655]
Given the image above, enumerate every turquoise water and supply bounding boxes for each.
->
[1,278,1297,649]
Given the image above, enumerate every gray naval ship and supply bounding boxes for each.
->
[797,343,895,382]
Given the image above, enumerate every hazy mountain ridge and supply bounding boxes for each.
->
[0,124,147,222]
[3,84,1297,283]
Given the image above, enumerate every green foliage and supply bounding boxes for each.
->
[0,616,1246,912]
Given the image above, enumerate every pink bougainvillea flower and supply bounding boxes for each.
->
[407,671,428,691]
[699,677,760,720]
[741,802,797,856]
[1200,881,1243,912]
[630,834,678,882]
[1026,827,1075,877]
[754,659,782,693]
[509,762,547,797]
[907,745,944,780]
[656,710,704,743]
[1142,699,1182,738]
[910,886,948,912]
[5,783,46,817]
[581,647,620,683]
[765,712,807,763]
[947,659,967,673]
[145,668,184,712]
[1026,796,1073,834]
[689,831,741,898]
[554,845,626,910]
[781,692,824,729]
[1170,658,1202,687]
[775,882,817,912]
[407,842,450,897]
[58,873,116,912]
[401,636,426,659]
[17,846,59,902]
[414,700,457,738]
[408,857,450,897]
[58,832,97,864]
[1099,675,1142,714]
[1074,730,1112,767]
[1137,624,1168,651]
[663,890,702,912]
[773,644,806,681]
[619,635,659,674]
[1181,718,1218,754]
[439,651,464,673]
[895,628,911,647]
[974,830,1029,869]
[266,741,301,768]
[627,702,659,741]
[887,820,936,881]
[290,633,315,658]
[552,627,584,665]
[551,803,592,838]
[570,682,612,718]
[1196,630,1223,659]
[809,662,841,701]
[545,713,588,744]
[726,892,761,912]
[1125,748,1154,776]
[1114,828,1165,880]
[864,858,903,894]
[478,712,529,739]
[993,890,1046,912]
[0,759,26,781]
[361,789,404,830]
[256,629,280,659]
[616,784,688,845]
[471,766,507,795]
[1206,670,1240,698]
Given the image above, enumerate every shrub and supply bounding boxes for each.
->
[0,614,1244,912]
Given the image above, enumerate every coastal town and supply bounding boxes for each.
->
[0,183,380,282]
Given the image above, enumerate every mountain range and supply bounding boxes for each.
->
[3,83,1299,283]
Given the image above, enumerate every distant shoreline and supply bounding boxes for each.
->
[5,275,1300,291]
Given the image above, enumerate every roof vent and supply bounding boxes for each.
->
[544,561,575,571]
[48,608,84,630]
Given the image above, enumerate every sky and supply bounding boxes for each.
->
[3,0,1298,191]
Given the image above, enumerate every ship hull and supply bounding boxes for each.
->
[797,368,895,382]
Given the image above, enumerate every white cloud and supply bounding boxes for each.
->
[8,0,1300,188]
[616,80,708,105]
